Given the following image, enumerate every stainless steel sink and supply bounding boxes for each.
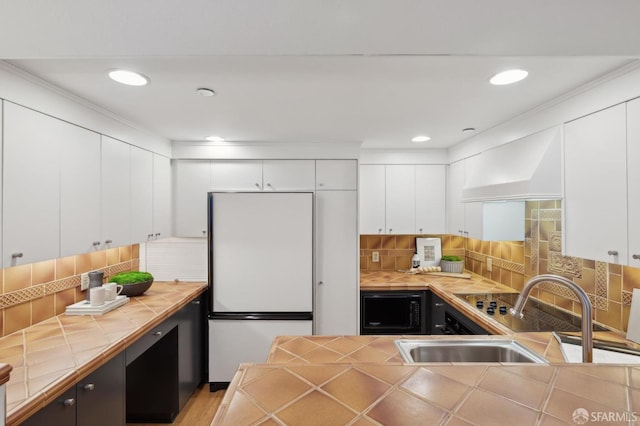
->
[395,339,548,363]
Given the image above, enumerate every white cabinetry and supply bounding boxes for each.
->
[130,146,154,243]
[210,160,262,191]
[415,165,446,234]
[564,104,627,263]
[315,190,358,335]
[447,160,465,236]
[316,160,357,190]
[629,99,640,265]
[152,154,171,240]
[385,165,415,234]
[262,160,315,190]
[101,136,131,249]
[60,122,102,257]
[359,165,386,234]
[175,160,211,237]
[3,103,61,266]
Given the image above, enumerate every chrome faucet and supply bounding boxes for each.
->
[509,274,593,363]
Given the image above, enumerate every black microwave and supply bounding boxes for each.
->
[360,291,428,335]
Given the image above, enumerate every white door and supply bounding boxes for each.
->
[211,160,262,191]
[3,103,60,266]
[316,160,358,190]
[385,165,415,234]
[130,146,154,244]
[564,104,627,263]
[101,136,131,249]
[175,160,211,237]
[415,165,446,234]
[209,320,313,382]
[628,98,640,265]
[60,124,102,256]
[262,160,315,191]
[152,154,171,240]
[212,193,313,312]
[359,165,385,234]
[315,191,358,335]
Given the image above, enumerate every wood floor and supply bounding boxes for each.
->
[127,385,226,426]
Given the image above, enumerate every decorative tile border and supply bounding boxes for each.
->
[595,261,609,299]
[549,232,562,252]
[623,291,634,306]
[548,252,583,278]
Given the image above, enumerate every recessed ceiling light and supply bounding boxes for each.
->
[462,127,476,133]
[489,69,528,86]
[196,88,216,97]
[411,135,431,143]
[108,69,149,86]
[205,136,225,142]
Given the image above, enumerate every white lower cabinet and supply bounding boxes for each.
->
[315,191,358,335]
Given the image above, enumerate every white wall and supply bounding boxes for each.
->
[0,62,171,157]
[449,61,640,163]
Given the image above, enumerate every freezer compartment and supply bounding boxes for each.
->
[208,319,313,385]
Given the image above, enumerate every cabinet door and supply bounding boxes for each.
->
[130,146,154,244]
[464,202,483,240]
[175,160,211,237]
[628,98,640,265]
[315,191,358,335]
[211,160,262,190]
[176,296,204,409]
[101,136,131,249]
[316,160,357,190]
[385,165,415,234]
[3,103,60,266]
[152,154,172,240]
[564,104,627,263]
[77,352,125,426]
[446,160,465,236]
[415,165,446,234]
[21,387,76,426]
[359,165,385,234]
[262,160,315,191]
[60,124,102,257]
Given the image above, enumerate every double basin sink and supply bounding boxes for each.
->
[395,339,548,364]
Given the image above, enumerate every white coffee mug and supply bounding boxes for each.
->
[103,282,123,302]
[90,287,106,306]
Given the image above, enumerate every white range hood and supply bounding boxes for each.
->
[462,126,562,202]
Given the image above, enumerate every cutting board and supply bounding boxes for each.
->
[422,271,472,279]
[627,288,640,343]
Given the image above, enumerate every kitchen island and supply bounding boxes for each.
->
[212,272,640,425]
[0,280,207,425]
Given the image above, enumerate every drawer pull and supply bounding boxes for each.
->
[63,398,75,407]
[11,253,23,259]
[105,239,113,244]
[153,331,162,336]
[434,303,444,307]
[633,254,640,260]
[192,300,201,305]
[83,383,95,391]
[93,241,100,246]
[434,324,445,329]
[608,250,618,256]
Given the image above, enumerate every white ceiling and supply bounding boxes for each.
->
[2,0,639,149]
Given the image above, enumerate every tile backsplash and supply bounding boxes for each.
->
[361,200,640,333]
[0,244,139,337]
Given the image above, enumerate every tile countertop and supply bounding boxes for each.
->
[212,272,640,425]
[0,281,207,426]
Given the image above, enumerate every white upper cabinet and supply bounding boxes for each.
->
[262,160,315,191]
[359,165,386,234]
[446,160,465,236]
[315,160,357,190]
[627,98,640,265]
[101,136,131,249]
[211,160,262,191]
[3,103,61,266]
[175,160,212,237]
[385,165,415,234]
[415,165,446,234]
[130,146,154,244]
[152,154,171,240]
[564,103,628,263]
[60,121,102,257]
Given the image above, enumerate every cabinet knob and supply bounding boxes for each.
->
[202,230,206,235]
[633,254,640,260]
[192,300,201,305]
[153,331,162,336]
[463,231,469,236]
[83,383,95,391]
[266,183,272,188]
[389,228,393,232]
[434,303,444,307]
[318,281,324,285]
[63,398,76,407]
[148,234,154,238]
[255,183,260,188]
[608,250,619,256]
[105,240,113,244]
[11,252,23,259]
[419,228,423,233]
[378,228,382,233]
[318,183,324,187]
[434,324,445,329]
[155,233,161,237]
[92,241,100,246]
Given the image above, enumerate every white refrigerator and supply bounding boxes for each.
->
[207,192,314,387]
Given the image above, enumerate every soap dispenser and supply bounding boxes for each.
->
[411,252,420,268]
[86,271,104,301]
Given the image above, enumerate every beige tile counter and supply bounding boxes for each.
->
[0,281,207,425]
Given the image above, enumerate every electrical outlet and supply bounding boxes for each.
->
[486,257,493,272]
[372,251,380,263]
[80,273,90,290]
